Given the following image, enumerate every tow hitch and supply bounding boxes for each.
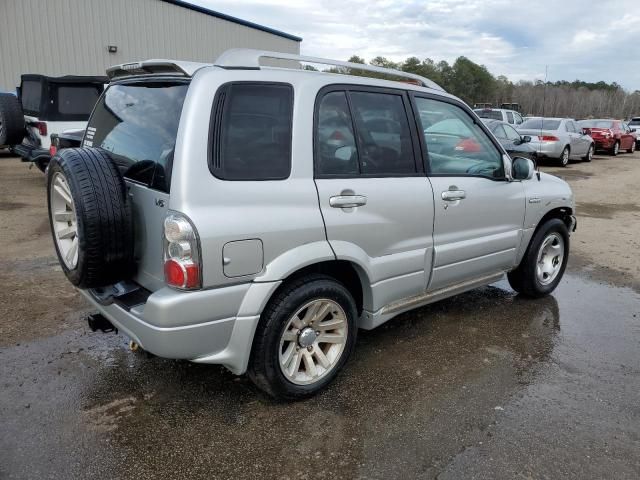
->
[86,313,117,334]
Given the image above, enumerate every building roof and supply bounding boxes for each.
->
[160,0,302,42]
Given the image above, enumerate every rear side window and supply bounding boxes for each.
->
[21,80,42,115]
[85,81,188,193]
[211,83,293,180]
[316,91,359,175]
[58,86,101,115]
[349,91,417,175]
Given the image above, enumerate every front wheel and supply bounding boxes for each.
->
[611,141,620,156]
[248,274,358,400]
[508,218,569,298]
[582,144,594,162]
[559,146,570,167]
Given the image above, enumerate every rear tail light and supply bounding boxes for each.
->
[163,213,201,290]
[540,135,559,142]
[35,121,47,136]
[49,145,57,156]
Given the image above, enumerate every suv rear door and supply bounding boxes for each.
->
[412,94,526,291]
[314,86,435,314]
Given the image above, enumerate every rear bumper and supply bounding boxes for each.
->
[79,281,280,374]
[11,143,50,163]
[593,138,615,150]
[529,141,564,159]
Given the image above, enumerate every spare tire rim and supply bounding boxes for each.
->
[536,233,564,286]
[50,172,79,269]
[278,298,348,385]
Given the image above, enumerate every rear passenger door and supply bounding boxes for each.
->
[565,120,586,157]
[411,94,526,291]
[314,86,435,313]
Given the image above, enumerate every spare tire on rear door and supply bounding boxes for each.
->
[0,93,25,145]
[47,147,135,289]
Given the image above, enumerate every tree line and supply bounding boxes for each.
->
[308,55,640,119]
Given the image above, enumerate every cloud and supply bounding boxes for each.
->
[192,0,640,90]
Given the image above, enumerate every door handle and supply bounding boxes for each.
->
[329,195,367,208]
[441,190,466,201]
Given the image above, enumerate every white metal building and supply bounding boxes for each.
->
[0,0,302,91]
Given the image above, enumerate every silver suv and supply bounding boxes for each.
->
[46,49,576,399]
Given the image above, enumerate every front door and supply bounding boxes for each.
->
[314,87,435,313]
[412,95,526,291]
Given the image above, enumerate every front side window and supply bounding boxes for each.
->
[492,124,507,139]
[506,111,514,124]
[211,83,292,181]
[348,91,417,175]
[416,97,504,178]
[514,112,523,124]
[86,81,188,192]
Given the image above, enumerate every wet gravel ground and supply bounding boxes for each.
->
[1,153,639,479]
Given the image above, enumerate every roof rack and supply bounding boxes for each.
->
[214,49,445,91]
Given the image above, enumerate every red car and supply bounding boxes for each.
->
[578,119,636,156]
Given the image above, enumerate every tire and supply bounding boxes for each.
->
[248,274,358,400]
[582,144,594,162]
[0,93,25,145]
[559,146,570,167]
[46,147,134,289]
[627,141,635,154]
[508,218,569,298]
[611,141,620,156]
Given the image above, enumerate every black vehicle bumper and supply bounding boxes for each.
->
[11,143,50,163]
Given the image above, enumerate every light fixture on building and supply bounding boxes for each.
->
[108,45,117,53]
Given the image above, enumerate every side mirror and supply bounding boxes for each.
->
[512,156,536,181]
[522,135,532,143]
[335,145,354,161]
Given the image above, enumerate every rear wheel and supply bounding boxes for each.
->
[582,144,594,162]
[627,141,635,154]
[559,146,570,167]
[248,274,357,400]
[508,218,569,298]
[611,141,620,156]
[0,93,25,145]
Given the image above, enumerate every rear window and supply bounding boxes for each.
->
[210,83,293,181]
[21,80,42,115]
[520,118,561,130]
[85,81,188,192]
[578,120,614,129]
[474,109,503,121]
[58,86,101,115]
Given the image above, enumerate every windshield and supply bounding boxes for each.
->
[85,81,188,193]
[629,119,640,126]
[520,118,561,130]
[474,109,502,121]
[578,120,614,129]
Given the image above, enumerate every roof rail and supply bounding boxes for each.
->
[214,49,445,91]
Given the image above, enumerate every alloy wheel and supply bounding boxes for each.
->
[50,172,79,269]
[278,298,348,385]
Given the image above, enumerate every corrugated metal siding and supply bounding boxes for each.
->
[0,0,301,91]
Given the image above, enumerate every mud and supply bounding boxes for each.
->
[0,154,639,479]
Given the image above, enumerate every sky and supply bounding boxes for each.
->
[191,0,640,91]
